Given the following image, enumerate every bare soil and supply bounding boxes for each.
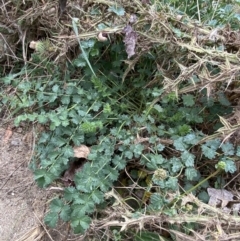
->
[0,126,73,241]
[0,126,44,240]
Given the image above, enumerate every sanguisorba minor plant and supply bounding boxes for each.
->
[1,0,240,238]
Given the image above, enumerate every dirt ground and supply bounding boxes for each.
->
[0,126,77,241]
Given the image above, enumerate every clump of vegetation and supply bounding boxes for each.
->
[1,0,240,240]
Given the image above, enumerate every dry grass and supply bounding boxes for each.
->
[1,0,240,240]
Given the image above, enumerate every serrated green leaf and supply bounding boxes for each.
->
[50,198,64,212]
[71,204,86,217]
[38,132,50,144]
[103,103,111,114]
[34,169,46,180]
[81,39,95,48]
[152,154,165,165]
[38,114,48,124]
[54,156,68,166]
[133,144,144,158]
[198,191,209,203]
[91,190,104,204]
[52,84,59,93]
[2,73,18,84]
[221,142,234,155]
[61,95,70,105]
[112,155,126,170]
[182,94,195,107]
[183,133,200,145]
[61,119,69,127]
[108,5,125,16]
[44,212,59,228]
[65,85,75,95]
[155,143,165,152]
[201,145,216,159]
[107,167,119,181]
[165,177,178,190]
[60,205,71,221]
[34,169,55,187]
[170,157,182,173]
[49,115,61,127]
[236,146,240,157]
[72,94,82,103]
[64,187,79,202]
[153,104,163,113]
[73,55,86,67]
[181,151,195,167]
[185,167,198,181]
[92,102,102,111]
[173,137,188,151]
[26,113,37,121]
[50,163,63,176]
[149,193,165,211]
[51,136,66,147]
[63,145,74,158]
[218,92,231,106]
[205,139,221,149]
[178,124,191,135]
[124,150,133,159]
[71,215,91,231]
[222,159,236,173]
[48,151,59,160]
[99,178,112,192]
[72,224,85,234]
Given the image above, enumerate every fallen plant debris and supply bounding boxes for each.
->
[73,145,90,159]
[123,24,137,59]
[3,126,13,144]
[1,0,240,240]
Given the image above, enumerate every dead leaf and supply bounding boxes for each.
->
[123,25,137,59]
[207,188,233,208]
[3,126,13,144]
[23,131,34,146]
[73,145,90,158]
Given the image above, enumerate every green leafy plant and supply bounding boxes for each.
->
[1,0,240,239]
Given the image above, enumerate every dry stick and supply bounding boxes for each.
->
[33,212,55,241]
[223,172,240,189]
[28,125,36,165]
[168,168,222,207]
[0,159,27,190]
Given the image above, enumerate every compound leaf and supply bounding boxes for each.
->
[185,167,198,181]
[108,5,125,16]
[44,212,59,228]
[182,94,195,107]
[181,151,195,167]
[50,198,64,213]
[60,205,71,221]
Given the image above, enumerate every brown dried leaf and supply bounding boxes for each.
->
[207,188,233,207]
[123,25,137,59]
[3,126,13,144]
[73,145,90,158]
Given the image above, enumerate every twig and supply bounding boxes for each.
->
[33,212,55,241]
